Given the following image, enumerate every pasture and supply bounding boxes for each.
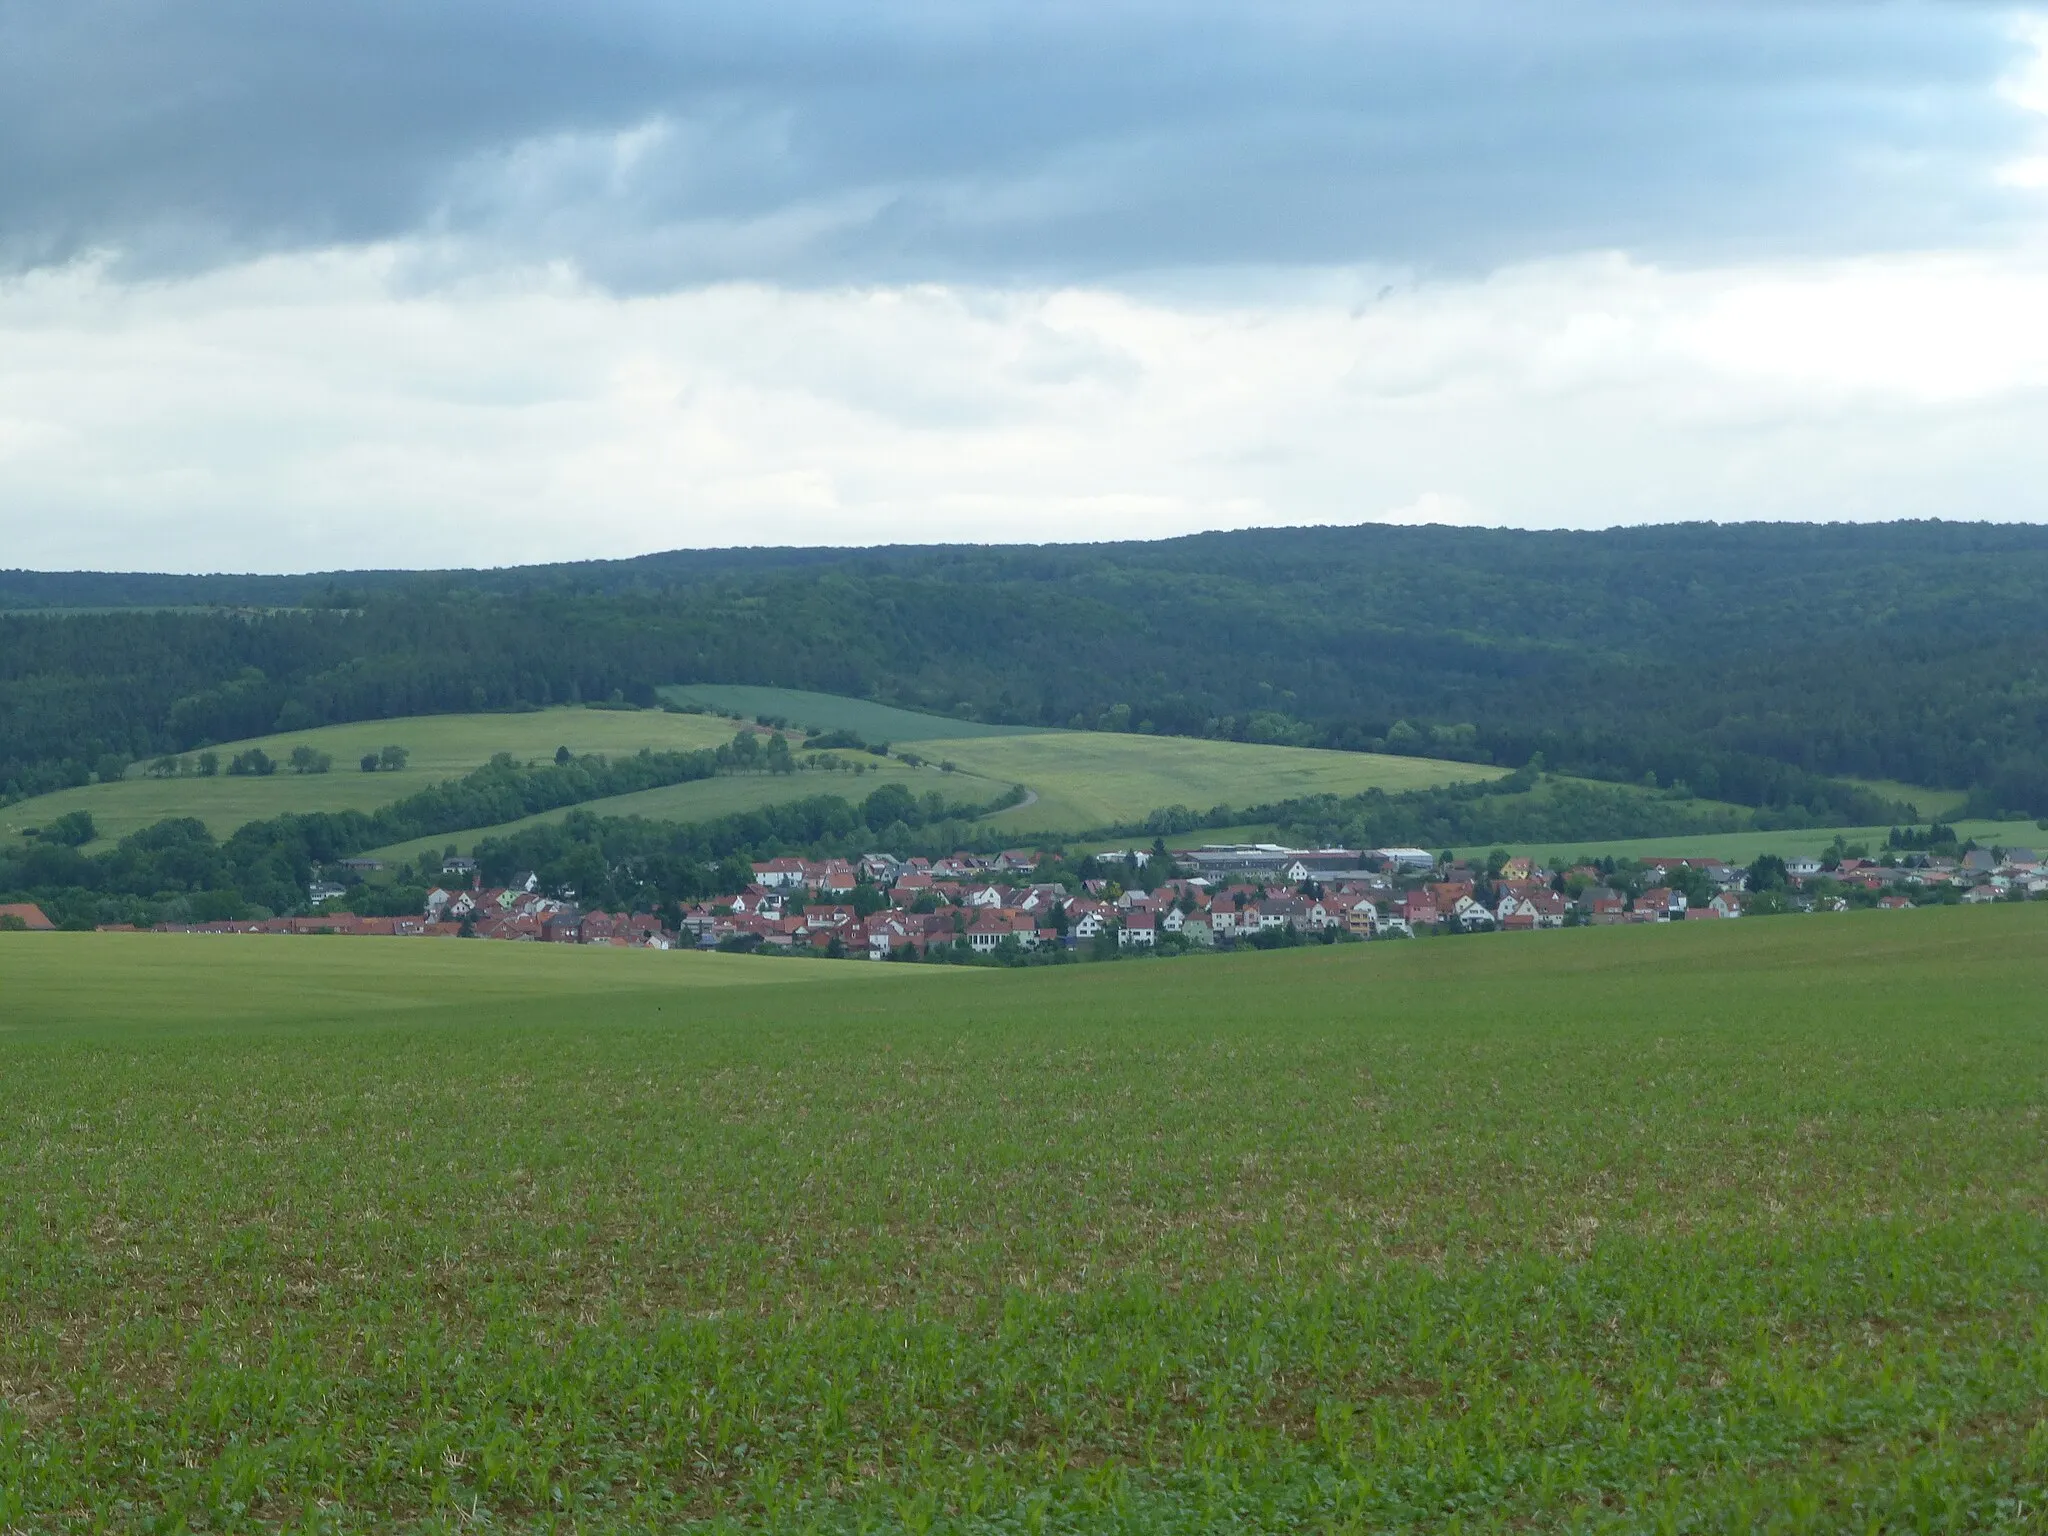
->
[0,707,742,845]
[365,729,1498,863]
[659,685,1046,741]
[362,757,959,864]
[917,731,1502,834]
[5,909,2046,1530]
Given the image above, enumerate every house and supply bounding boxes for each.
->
[1255,898,1294,932]
[1117,911,1157,947]
[1498,856,1533,882]
[508,870,540,894]
[0,902,55,931]
[1786,857,1824,880]
[1396,893,1439,929]
[1963,884,2000,904]
[967,910,1038,953]
[1708,892,1746,919]
[1636,887,1681,921]
[441,856,478,877]
[1180,910,1215,945]
[1963,849,1999,875]
[1428,881,1475,912]
[751,856,809,890]
[1878,894,1915,910]
[1589,897,1627,926]
[1342,898,1379,937]
[1450,894,1494,931]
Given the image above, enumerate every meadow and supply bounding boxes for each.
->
[4,910,2046,1531]
[1,707,743,845]
[366,725,1498,863]
[362,758,956,865]
[658,685,1047,742]
[915,732,1502,836]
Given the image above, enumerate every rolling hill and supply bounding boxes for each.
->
[13,522,2048,827]
[0,707,741,844]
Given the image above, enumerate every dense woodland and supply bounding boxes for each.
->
[7,521,2048,816]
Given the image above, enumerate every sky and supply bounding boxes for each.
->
[4,2,2048,572]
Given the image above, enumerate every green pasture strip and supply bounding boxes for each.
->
[5,908,2048,1529]
[660,684,1047,740]
[362,758,976,864]
[1845,777,1974,821]
[1,706,741,845]
[922,731,1502,834]
[1454,816,2046,866]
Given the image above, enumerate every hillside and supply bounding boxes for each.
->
[359,716,1498,862]
[0,707,741,844]
[8,521,2048,820]
[919,731,1501,835]
[658,684,1045,741]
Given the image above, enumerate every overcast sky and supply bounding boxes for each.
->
[4,1,2048,572]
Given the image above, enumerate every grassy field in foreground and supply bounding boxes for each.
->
[660,684,1046,741]
[0,707,742,845]
[920,732,1502,835]
[5,909,2048,1530]
[1453,816,2047,867]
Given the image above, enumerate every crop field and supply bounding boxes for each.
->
[917,731,1502,834]
[659,685,1047,742]
[6,909,2047,1530]
[1452,816,2047,867]
[0,707,742,846]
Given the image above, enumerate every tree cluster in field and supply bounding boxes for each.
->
[10,522,2048,820]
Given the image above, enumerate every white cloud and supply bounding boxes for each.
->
[3,244,2048,572]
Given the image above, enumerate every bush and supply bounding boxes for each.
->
[44,809,96,846]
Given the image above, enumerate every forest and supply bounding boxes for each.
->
[6,520,2048,817]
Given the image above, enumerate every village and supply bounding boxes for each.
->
[34,836,2043,954]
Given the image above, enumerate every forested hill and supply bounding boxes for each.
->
[7,520,2048,816]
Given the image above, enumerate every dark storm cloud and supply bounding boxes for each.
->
[0,0,2035,285]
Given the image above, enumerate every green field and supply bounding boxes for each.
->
[1454,816,2047,867]
[659,684,1047,741]
[0,707,743,845]
[1847,778,1974,821]
[364,730,1496,863]
[7,911,2047,1529]
[917,732,1502,834]
[363,758,966,864]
